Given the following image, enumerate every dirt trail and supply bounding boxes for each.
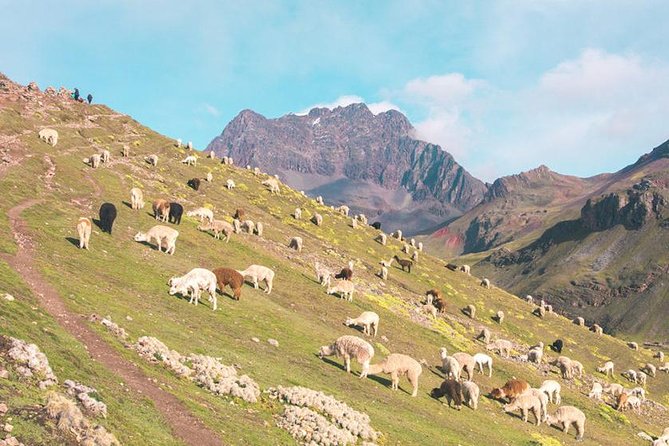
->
[1,199,224,446]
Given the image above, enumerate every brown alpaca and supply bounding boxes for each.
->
[393,255,413,273]
[152,199,170,222]
[491,379,530,402]
[233,208,245,220]
[213,267,244,300]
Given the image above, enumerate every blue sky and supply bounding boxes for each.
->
[2,0,669,181]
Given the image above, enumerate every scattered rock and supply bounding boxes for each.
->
[268,339,279,347]
[0,369,8,379]
[3,294,14,302]
[0,403,7,415]
[3,424,12,433]
[251,337,260,343]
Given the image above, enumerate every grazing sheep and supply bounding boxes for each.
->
[100,149,110,163]
[597,361,614,377]
[237,265,274,294]
[314,262,333,287]
[186,207,214,222]
[473,353,493,377]
[575,316,585,326]
[431,379,463,410]
[350,218,358,229]
[376,233,387,245]
[380,266,388,280]
[233,219,241,234]
[288,236,303,252]
[490,378,530,401]
[551,339,564,353]
[336,205,350,216]
[394,229,403,240]
[539,380,561,404]
[130,187,144,210]
[315,196,324,205]
[503,394,542,425]
[528,343,544,364]
[197,220,233,242]
[319,335,374,378]
[212,267,244,300]
[38,128,59,146]
[293,208,302,219]
[402,243,410,254]
[481,278,491,289]
[439,349,462,381]
[544,304,553,313]
[335,267,353,281]
[371,221,382,230]
[146,154,159,166]
[187,141,193,150]
[261,178,280,194]
[356,214,368,225]
[660,362,669,373]
[312,213,323,226]
[525,294,533,304]
[345,311,379,337]
[98,203,117,234]
[464,304,476,319]
[393,255,412,273]
[417,241,423,251]
[603,383,624,398]
[425,289,442,305]
[495,310,505,324]
[552,356,575,379]
[655,351,665,362]
[630,387,646,400]
[637,371,647,386]
[486,339,512,358]
[168,202,183,225]
[168,268,218,310]
[622,369,638,383]
[208,150,216,159]
[187,178,201,191]
[588,382,603,400]
[571,360,583,378]
[526,388,549,423]
[76,217,92,249]
[534,305,546,318]
[233,209,245,220]
[591,324,603,335]
[460,264,471,275]
[254,221,264,237]
[176,138,182,148]
[134,225,179,255]
[367,354,422,397]
[122,144,130,157]
[625,395,642,411]
[411,251,419,262]
[461,381,480,410]
[451,351,476,381]
[628,341,639,350]
[642,363,657,378]
[153,199,170,222]
[546,406,585,441]
[326,280,355,302]
[226,179,236,189]
[476,328,491,344]
[241,219,255,234]
[86,153,101,168]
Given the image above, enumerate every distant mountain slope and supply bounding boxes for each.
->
[422,165,609,257]
[207,104,487,235]
[472,139,669,339]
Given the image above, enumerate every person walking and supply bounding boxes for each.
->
[87,93,93,104]
[73,88,80,100]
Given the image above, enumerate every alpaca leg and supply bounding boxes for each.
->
[345,357,351,373]
[360,361,369,378]
[391,371,398,390]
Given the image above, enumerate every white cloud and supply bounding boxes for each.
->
[297,95,401,116]
[392,49,669,181]
[203,103,220,117]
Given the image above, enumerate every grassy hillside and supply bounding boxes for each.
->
[0,76,667,445]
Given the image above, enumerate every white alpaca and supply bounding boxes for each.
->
[237,265,275,294]
[168,268,218,310]
[134,225,179,255]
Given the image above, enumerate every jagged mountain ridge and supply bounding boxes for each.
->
[206,104,487,234]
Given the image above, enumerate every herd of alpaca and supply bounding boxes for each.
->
[61,131,668,445]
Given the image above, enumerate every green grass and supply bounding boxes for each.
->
[0,91,666,445]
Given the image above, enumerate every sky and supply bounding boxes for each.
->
[2,0,669,182]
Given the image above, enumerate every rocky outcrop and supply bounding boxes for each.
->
[207,104,487,234]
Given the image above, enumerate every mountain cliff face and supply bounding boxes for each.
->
[207,104,487,234]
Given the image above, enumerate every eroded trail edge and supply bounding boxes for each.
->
[2,199,224,446]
